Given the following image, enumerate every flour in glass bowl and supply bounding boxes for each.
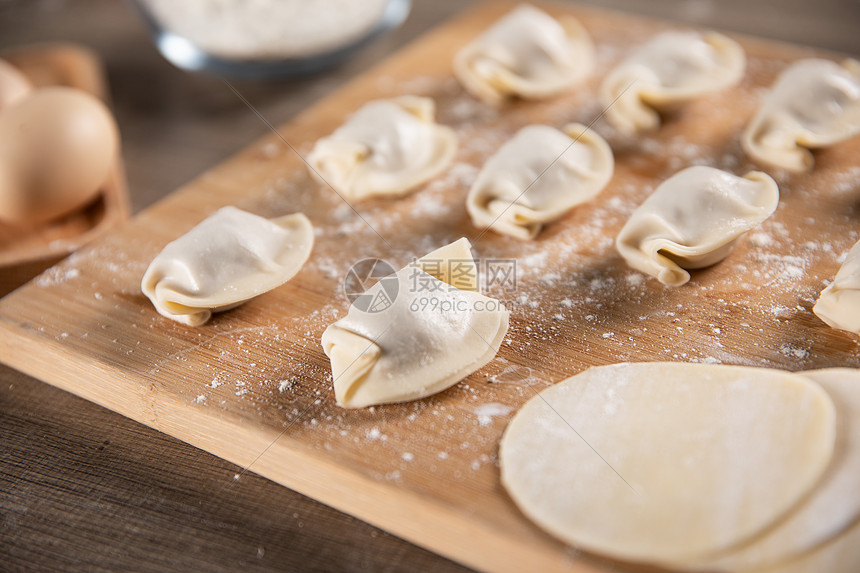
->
[139,0,397,59]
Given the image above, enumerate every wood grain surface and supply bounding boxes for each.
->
[1,1,859,572]
[0,360,466,573]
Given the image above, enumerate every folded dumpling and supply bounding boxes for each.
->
[453,4,594,105]
[306,96,457,201]
[601,31,746,133]
[141,206,313,326]
[742,58,860,173]
[466,123,613,239]
[321,238,509,409]
[814,239,860,334]
[616,166,778,286]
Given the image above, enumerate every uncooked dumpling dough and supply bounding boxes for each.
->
[742,58,860,173]
[681,368,860,571]
[601,31,745,133]
[141,206,313,326]
[453,4,594,105]
[466,123,613,239]
[814,238,860,335]
[306,96,457,201]
[758,515,860,573]
[616,166,779,286]
[499,362,836,566]
[321,238,509,409]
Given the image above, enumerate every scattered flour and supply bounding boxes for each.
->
[27,47,860,498]
[475,402,513,426]
[780,344,810,361]
[36,266,80,287]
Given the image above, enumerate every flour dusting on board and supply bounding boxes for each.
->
[12,8,860,499]
[475,403,513,426]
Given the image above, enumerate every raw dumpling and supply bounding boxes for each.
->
[499,362,836,566]
[466,123,613,239]
[742,58,860,173]
[453,4,594,105]
[141,206,313,326]
[601,31,746,133]
[616,166,778,286]
[321,238,509,409]
[814,238,860,334]
[306,96,457,201]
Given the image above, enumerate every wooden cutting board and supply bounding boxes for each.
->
[2,2,859,571]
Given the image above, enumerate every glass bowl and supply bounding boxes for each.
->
[128,0,412,79]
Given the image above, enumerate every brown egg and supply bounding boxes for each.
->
[0,86,118,224]
[0,58,32,110]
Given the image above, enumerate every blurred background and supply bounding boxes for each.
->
[1,0,858,215]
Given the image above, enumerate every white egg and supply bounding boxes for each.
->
[0,58,32,110]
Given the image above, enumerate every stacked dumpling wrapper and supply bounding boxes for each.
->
[501,363,860,572]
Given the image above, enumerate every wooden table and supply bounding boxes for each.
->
[1,1,858,571]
